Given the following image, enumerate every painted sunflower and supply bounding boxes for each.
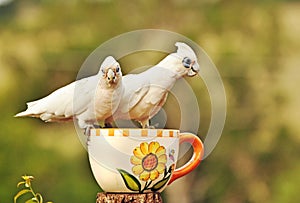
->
[130,141,167,181]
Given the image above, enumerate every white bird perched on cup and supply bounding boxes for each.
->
[15,56,124,134]
[106,42,200,128]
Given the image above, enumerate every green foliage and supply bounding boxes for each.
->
[118,164,173,193]
[14,175,52,203]
[151,176,170,192]
[117,169,141,192]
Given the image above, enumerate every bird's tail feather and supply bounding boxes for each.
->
[26,101,39,108]
[14,110,35,117]
[15,99,41,117]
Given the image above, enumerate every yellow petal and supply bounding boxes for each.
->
[158,154,167,164]
[133,147,144,159]
[139,171,150,181]
[150,170,159,181]
[140,142,149,155]
[130,155,142,165]
[155,146,166,157]
[22,175,34,181]
[149,142,160,153]
[156,163,166,174]
[132,165,144,175]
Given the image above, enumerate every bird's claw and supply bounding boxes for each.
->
[93,124,102,128]
[84,126,91,136]
[84,126,93,146]
[105,122,113,128]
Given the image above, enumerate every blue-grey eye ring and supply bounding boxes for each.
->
[182,57,191,68]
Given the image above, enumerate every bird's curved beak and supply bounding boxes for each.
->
[187,61,200,77]
[106,68,116,84]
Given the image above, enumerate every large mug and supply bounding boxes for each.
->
[88,128,204,193]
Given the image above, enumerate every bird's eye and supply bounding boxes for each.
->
[182,57,192,68]
[101,69,105,74]
[116,65,120,72]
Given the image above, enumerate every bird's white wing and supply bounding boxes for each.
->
[15,75,99,121]
[19,82,76,118]
[71,75,98,116]
[119,73,150,114]
[145,66,177,105]
[119,66,177,113]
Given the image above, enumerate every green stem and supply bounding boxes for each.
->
[164,165,173,178]
[140,181,147,193]
[29,186,40,203]
[147,180,152,189]
[141,180,152,193]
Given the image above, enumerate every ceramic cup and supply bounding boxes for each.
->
[88,128,204,193]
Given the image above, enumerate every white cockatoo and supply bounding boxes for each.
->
[15,56,124,133]
[106,42,200,128]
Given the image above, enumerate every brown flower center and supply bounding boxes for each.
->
[142,153,158,171]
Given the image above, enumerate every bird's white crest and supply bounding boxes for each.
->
[99,56,117,73]
[175,42,198,60]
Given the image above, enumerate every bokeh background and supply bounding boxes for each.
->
[1,0,300,202]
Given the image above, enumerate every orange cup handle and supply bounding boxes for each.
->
[168,132,204,185]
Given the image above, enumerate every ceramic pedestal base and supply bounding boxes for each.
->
[96,192,163,203]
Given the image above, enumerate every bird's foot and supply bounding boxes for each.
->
[140,120,150,129]
[143,123,156,129]
[104,122,113,128]
[142,120,156,129]
[151,122,160,129]
[93,124,102,128]
[84,126,91,136]
[84,125,94,146]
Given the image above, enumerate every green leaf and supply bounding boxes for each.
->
[117,169,141,192]
[36,193,43,203]
[151,176,171,192]
[25,198,37,203]
[17,181,26,188]
[14,189,31,203]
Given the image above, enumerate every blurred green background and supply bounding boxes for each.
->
[1,0,300,202]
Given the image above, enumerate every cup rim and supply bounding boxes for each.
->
[89,128,180,137]
[90,128,180,130]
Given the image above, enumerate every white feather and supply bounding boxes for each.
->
[15,56,123,129]
[108,42,199,128]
